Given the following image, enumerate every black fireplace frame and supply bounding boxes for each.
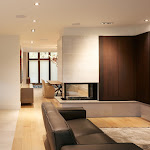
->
[63,83,97,100]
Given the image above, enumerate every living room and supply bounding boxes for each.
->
[0,0,150,150]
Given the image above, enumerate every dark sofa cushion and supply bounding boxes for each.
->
[61,144,143,150]
[76,133,116,144]
[42,102,77,150]
[67,119,103,137]
[57,107,86,120]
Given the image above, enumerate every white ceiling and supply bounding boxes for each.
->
[0,0,150,50]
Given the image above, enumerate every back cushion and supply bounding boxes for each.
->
[42,102,77,150]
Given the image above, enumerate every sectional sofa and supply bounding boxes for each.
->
[41,102,142,150]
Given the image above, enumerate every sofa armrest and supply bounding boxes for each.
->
[61,144,143,150]
[57,107,86,120]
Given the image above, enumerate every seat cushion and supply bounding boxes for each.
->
[76,133,116,144]
[61,144,143,150]
[67,119,103,137]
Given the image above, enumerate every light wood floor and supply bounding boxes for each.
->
[89,117,150,128]
[12,88,150,150]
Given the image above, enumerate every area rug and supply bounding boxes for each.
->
[101,128,150,150]
[33,84,42,88]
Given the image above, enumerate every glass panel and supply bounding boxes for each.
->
[40,52,49,59]
[40,60,49,83]
[29,52,38,59]
[51,61,58,80]
[51,52,57,58]
[29,60,38,83]
[66,84,89,100]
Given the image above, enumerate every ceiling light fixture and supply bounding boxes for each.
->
[72,23,80,26]
[34,2,40,6]
[101,22,113,25]
[16,15,26,18]
[144,19,149,22]
[33,20,36,23]
[31,41,34,44]
[31,29,35,32]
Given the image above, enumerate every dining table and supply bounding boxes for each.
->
[47,80,62,96]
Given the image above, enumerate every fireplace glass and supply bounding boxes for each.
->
[62,83,97,100]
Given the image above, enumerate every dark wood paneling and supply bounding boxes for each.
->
[118,37,136,99]
[136,32,150,104]
[101,37,119,100]
[99,36,136,100]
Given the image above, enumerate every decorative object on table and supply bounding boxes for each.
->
[49,52,58,66]
[26,77,30,84]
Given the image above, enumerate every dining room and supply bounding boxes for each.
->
[20,51,61,102]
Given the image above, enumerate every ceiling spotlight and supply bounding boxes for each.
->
[72,23,80,26]
[34,2,40,6]
[31,41,34,44]
[33,20,36,23]
[101,22,113,25]
[16,15,26,18]
[31,29,35,32]
[144,19,149,22]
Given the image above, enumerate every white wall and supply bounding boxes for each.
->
[0,35,20,109]
[61,36,99,83]
[57,38,63,82]
[58,23,150,83]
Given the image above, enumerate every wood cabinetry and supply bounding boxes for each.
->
[99,36,136,100]
[136,32,150,105]
[21,84,34,104]
[99,33,150,105]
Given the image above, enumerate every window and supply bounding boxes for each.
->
[40,52,49,59]
[28,52,58,83]
[29,60,38,83]
[29,52,38,59]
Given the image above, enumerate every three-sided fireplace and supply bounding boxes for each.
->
[62,83,97,100]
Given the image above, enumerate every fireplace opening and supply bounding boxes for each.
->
[62,83,97,100]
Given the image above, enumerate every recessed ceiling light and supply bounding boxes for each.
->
[31,29,35,32]
[33,20,36,23]
[31,41,33,44]
[144,19,149,22]
[101,22,113,25]
[34,2,40,6]
[72,23,80,26]
[40,39,48,41]
[16,15,26,18]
